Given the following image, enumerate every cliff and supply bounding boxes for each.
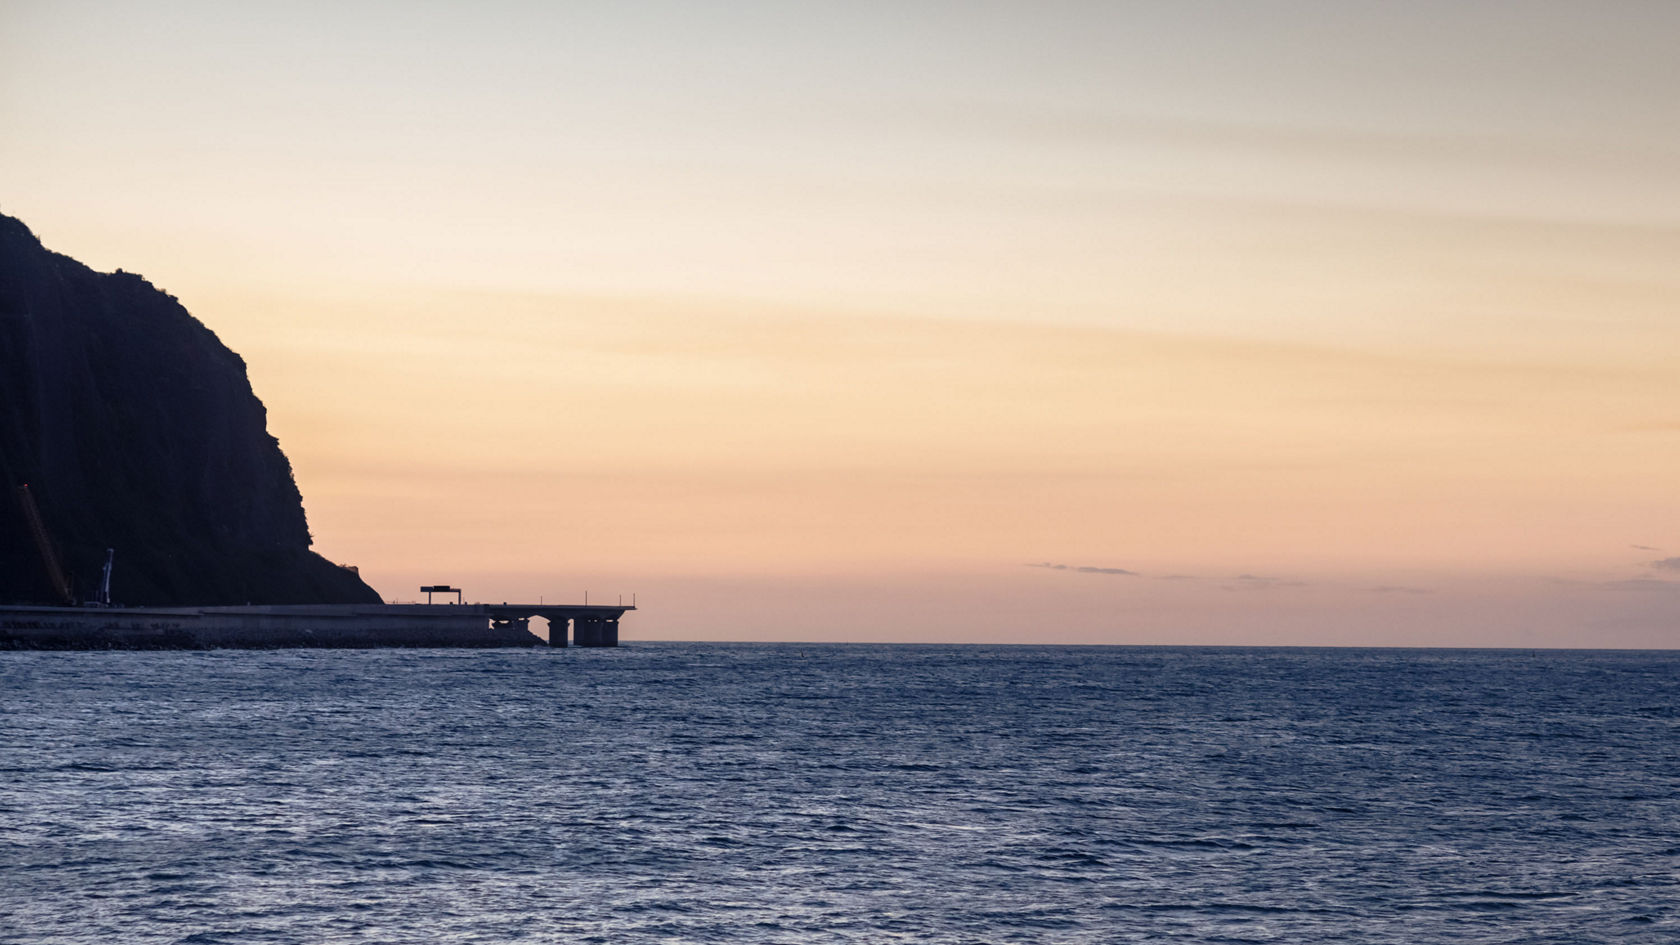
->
[0,212,381,605]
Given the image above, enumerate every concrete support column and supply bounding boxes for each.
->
[547,617,569,647]
[575,615,611,647]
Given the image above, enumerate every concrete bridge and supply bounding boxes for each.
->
[0,601,636,649]
[481,603,634,647]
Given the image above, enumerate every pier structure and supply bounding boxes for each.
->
[0,601,635,649]
[482,603,631,647]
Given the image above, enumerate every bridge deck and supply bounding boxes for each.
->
[477,603,635,621]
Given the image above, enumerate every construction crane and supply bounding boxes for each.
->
[96,548,114,607]
[15,484,72,605]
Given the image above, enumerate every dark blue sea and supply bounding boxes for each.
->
[2,645,1677,944]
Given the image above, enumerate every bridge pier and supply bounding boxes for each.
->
[478,603,629,647]
[573,614,619,647]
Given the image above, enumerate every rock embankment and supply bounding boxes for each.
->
[0,605,542,650]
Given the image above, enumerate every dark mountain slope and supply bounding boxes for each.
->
[0,212,381,605]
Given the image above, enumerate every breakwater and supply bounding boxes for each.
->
[0,603,632,650]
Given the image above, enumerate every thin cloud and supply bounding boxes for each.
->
[907,102,1656,173]
[1028,562,1138,576]
[1605,578,1680,592]
[1632,544,1661,552]
[1651,557,1680,571]
[1366,585,1432,595]
[1222,574,1307,591]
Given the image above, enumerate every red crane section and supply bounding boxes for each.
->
[16,484,73,604]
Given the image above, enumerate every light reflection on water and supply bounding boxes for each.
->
[2,644,1677,943]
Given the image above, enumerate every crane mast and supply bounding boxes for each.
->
[97,548,114,606]
[15,485,72,605]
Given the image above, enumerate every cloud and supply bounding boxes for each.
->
[1604,578,1680,592]
[1652,557,1680,571]
[1631,544,1661,552]
[1028,562,1137,576]
[1222,574,1307,591]
[911,102,1649,173]
[1366,585,1431,595]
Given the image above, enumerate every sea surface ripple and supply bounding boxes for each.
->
[2,644,1677,943]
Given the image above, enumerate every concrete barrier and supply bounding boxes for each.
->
[0,604,547,649]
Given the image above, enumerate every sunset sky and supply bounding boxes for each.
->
[4,1,1678,645]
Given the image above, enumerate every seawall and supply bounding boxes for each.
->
[0,604,545,650]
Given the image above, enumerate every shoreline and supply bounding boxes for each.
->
[0,602,631,650]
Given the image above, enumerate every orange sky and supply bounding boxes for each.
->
[4,1,1678,645]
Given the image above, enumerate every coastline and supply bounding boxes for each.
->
[0,603,630,650]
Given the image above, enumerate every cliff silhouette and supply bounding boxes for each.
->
[0,212,381,605]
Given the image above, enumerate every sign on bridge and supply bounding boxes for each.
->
[420,585,463,604]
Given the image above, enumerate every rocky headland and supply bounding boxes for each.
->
[0,212,381,606]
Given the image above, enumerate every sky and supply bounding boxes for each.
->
[3,0,1678,646]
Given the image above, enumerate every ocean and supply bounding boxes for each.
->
[2,644,1676,943]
